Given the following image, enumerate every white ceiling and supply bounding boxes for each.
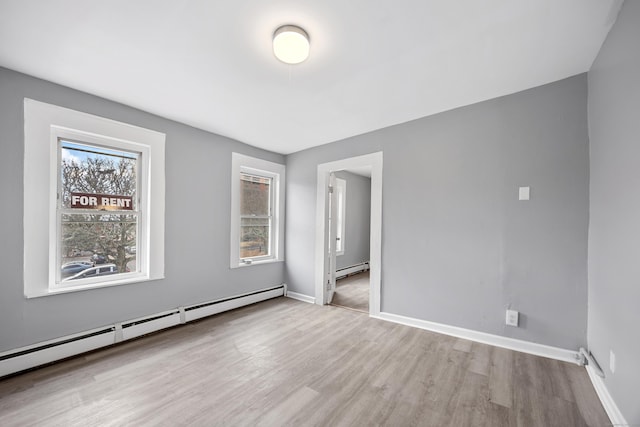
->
[0,0,623,155]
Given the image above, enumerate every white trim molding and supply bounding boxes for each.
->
[286,291,316,304]
[585,365,629,427]
[375,311,581,364]
[23,98,166,298]
[315,152,382,315]
[230,152,285,269]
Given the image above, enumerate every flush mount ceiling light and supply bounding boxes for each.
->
[273,25,310,64]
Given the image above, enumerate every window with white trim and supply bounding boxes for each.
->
[57,140,140,284]
[24,99,165,298]
[335,177,346,256]
[230,153,285,267]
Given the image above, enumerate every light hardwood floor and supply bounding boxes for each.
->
[332,271,370,313]
[0,297,610,426]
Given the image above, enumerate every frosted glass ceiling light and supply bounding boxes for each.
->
[273,25,309,64]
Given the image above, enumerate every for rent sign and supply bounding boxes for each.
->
[70,192,134,211]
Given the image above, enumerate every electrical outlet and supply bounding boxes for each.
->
[506,309,519,327]
[610,350,616,374]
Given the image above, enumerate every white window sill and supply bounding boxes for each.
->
[25,273,163,298]
[233,258,284,269]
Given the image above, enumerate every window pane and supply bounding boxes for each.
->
[240,217,270,258]
[60,140,137,210]
[336,187,344,252]
[240,173,270,216]
[60,213,138,282]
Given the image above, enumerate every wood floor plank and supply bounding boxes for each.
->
[332,271,369,312]
[489,347,514,408]
[0,297,610,426]
[513,352,551,427]
[547,359,576,403]
[564,362,613,427]
[468,341,492,376]
[453,338,473,353]
[255,386,319,427]
[448,371,501,427]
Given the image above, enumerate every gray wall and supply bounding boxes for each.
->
[587,0,640,424]
[0,67,285,353]
[286,75,589,350]
[334,171,371,270]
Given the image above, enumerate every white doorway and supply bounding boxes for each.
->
[314,152,382,316]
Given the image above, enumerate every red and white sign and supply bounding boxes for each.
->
[70,192,133,211]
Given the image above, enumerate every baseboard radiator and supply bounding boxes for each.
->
[0,285,284,378]
[336,261,369,280]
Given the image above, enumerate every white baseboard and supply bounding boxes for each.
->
[0,328,116,378]
[585,365,628,426]
[286,291,316,304]
[336,262,369,278]
[185,287,284,322]
[374,312,580,364]
[0,285,284,378]
[373,311,627,424]
[120,311,182,341]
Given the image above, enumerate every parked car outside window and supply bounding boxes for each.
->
[63,264,118,281]
[61,261,93,278]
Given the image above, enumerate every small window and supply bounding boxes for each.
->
[230,153,285,268]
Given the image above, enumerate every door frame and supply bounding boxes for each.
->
[314,152,383,316]
[326,172,338,304]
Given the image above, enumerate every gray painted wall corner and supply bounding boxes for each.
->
[0,67,285,353]
[587,0,640,424]
[286,74,590,351]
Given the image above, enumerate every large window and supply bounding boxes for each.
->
[57,141,140,284]
[24,99,165,297]
[231,153,285,267]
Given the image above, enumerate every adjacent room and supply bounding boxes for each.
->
[1,1,638,425]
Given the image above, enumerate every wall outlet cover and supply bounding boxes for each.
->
[506,309,519,327]
[610,350,616,374]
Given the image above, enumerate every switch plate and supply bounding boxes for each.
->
[518,186,530,201]
[506,309,519,327]
[610,350,616,374]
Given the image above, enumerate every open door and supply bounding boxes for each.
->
[315,152,382,315]
[325,172,338,304]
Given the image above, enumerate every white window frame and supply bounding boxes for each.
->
[230,153,285,268]
[335,177,346,256]
[24,99,165,298]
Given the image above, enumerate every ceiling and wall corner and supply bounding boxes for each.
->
[0,0,623,154]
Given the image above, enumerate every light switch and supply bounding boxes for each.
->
[518,186,530,201]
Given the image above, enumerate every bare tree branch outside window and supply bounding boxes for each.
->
[59,141,138,276]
